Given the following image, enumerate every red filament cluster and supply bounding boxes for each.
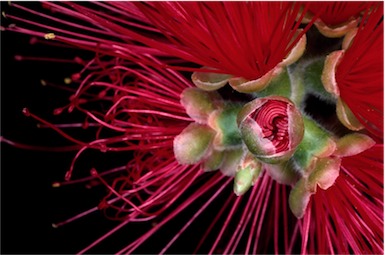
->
[252,100,289,153]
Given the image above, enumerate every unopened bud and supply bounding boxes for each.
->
[233,153,262,196]
[238,96,304,164]
[180,88,222,124]
[173,123,215,165]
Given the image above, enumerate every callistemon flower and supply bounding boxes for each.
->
[2,1,384,254]
[322,3,383,138]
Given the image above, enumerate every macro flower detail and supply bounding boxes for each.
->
[2,2,383,254]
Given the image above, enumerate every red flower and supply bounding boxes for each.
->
[2,2,383,254]
[336,3,383,138]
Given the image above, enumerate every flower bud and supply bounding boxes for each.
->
[233,152,262,196]
[237,96,304,164]
[180,88,223,124]
[173,123,215,165]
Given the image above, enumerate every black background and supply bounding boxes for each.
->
[1,8,123,254]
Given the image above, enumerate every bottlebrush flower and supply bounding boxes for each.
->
[322,3,383,138]
[2,2,383,255]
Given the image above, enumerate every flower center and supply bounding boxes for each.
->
[251,100,289,153]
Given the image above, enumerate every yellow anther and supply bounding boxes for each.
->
[64,77,72,84]
[40,79,47,86]
[52,182,61,188]
[44,33,55,40]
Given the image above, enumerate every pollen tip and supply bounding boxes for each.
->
[52,182,61,188]
[2,12,7,18]
[51,223,58,228]
[64,77,72,84]
[90,168,98,176]
[22,108,30,116]
[14,55,22,61]
[64,171,72,181]
[44,33,55,40]
[40,79,47,86]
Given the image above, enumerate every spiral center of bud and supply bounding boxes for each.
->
[251,100,289,153]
